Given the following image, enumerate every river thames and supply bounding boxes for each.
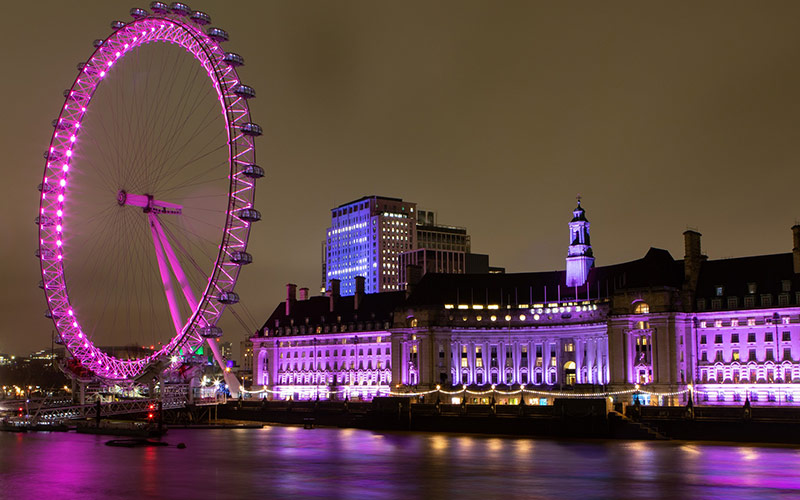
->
[3,427,800,499]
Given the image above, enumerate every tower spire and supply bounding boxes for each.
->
[566,197,594,287]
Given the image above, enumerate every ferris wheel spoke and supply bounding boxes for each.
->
[151,104,221,190]
[147,61,211,186]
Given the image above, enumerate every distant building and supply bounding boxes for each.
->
[220,342,233,361]
[240,338,253,372]
[323,196,416,295]
[399,209,469,289]
[323,196,499,294]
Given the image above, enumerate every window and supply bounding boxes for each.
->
[748,332,756,343]
[634,302,649,314]
[732,350,740,361]
[715,350,723,362]
[715,286,724,297]
[766,349,774,361]
[761,294,772,307]
[782,280,792,292]
[766,332,773,342]
[749,349,756,361]
[714,334,723,344]
[784,347,792,361]
[779,294,790,306]
[711,299,722,311]
[564,343,575,352]
[744,296,755,308]
[783,331,792,342]
[697,299,706,311]
[700,335,707,345]
[732,333,739,343]
[701,351,707,362]
[731,319,739,327]
[747,283,757,294]
[728,297,739,309]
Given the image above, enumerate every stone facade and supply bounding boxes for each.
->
[253,202,800,405]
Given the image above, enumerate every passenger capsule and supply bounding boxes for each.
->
[198,326,223,338]
[230,251,253,265]
[53,333,64,344]
[234,84,256,99]
[52,119,73,130]
[43,150,63,161]
[170,2,191,16]
[130,8,148,19]
[190,10,211,25]
[241,164,264,179]
[77,62,96,75]
[207,27,229,42]
[222,52,244,66]
[217,291,240,304]
[150,2,170,14]
[238,208,261,222]
[36,248,56,260]
[35,215,55,226]
[93,39,104,48]
[239,122,262,136]
[38,280,45,289]
[38,183,55,193]
[63,89,72,98]
[111,20,126,29]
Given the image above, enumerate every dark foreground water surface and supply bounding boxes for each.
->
[3,427,800,499]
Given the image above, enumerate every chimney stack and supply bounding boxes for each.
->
[683,230,704,293]
[793,225,800,274]
[285,283,297,316]
[328,279,340,312]
[298,287,309,301]
[354,276,365,310]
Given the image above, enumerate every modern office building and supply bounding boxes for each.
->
[398,209,470,289]
[323,196,416,296]
[258,201,800,406]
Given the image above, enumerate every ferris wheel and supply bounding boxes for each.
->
[37,3,262,385]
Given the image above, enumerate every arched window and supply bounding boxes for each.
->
[564,361,577,386]
[634,302,650,314]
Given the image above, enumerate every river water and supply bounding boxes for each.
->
[2,427,800,499]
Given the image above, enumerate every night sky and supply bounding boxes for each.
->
[4,1,800,357]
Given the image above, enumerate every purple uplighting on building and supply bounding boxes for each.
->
[253,201,800,406]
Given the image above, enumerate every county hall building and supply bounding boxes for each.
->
[251,201,800,406]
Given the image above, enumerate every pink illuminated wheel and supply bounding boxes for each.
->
[37,3,262,382]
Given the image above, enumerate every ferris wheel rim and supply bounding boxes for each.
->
[37,10,260,382]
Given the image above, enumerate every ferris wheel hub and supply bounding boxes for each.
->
[118,190,182,215]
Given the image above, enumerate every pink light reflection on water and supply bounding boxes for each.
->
[3,429,800,499]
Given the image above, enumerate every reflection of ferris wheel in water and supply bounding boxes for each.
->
[37,3,263,387]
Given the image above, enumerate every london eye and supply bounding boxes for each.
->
[37,3,262,388]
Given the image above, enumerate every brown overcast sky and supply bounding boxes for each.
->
[4,1,800,356]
